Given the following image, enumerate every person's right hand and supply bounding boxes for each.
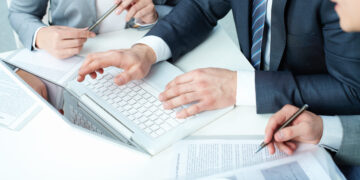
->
[77,44,156,85]
[35,26,96,59]
[264,104,323,155]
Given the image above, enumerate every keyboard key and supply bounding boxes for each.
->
[128,115,136,121]
[154,100,161,106]
[128,99,136,105]
[150,124,159,131]
[138,89,146,95]
[155,110,163,116]
[144,111,152,117]
[155,119,163,125]
[150,132,158,138]
[145,121,154,127]
[144,102,152,108]
[128,109,137,115]
[161,123,172,131]
[149,114,158,121]
[138,123,146,129]
[134,113,142,119]
[167,119,179,127]
[149,106,157,112]
[148,96,156,103]
[143,93,151,99]
[176,118,186,124]
[139,117,148,123]
[133,103,141,109]
[156,128,165,136]
[138,107,147,113]
[133,95,142,101]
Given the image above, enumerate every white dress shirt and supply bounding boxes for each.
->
[136,0,343,151]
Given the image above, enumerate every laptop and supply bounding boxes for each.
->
[0,60,42,130]
[4,48,233,155]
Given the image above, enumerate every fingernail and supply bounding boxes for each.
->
[115,77,124,85]
[163,102,170,109]
[176,113,185,119]
[77,76,82,82]
[91,33,96,37]
[276,131,284,140]
[159,94,164,101]
[116,9,121,15]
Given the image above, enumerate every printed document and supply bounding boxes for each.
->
[0,62,42,130]
[173,139,332,180]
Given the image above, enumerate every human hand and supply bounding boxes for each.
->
[264,104,323,155]
[115,0,158,24]
[77,44,156,85]
[35,26,96,59]
[159,68,237,119]
[16,69,48,100]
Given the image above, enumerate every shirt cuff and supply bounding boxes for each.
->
[318,115,343,152]
[236,70,256,106]
[135,35,172,62]
[32,26,46,50]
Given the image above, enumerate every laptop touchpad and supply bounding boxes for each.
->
[144,61,183,91]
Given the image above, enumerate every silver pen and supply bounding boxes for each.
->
[255,104,309,153]
[88,3,121,31]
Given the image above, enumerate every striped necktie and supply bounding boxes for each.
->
[251,0,267,70]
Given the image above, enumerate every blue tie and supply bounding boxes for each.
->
[251,0,267,70]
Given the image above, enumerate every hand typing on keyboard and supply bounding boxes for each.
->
[83,70,193,138]
[77,44,156,86]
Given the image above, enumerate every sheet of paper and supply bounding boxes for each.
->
[172,139,331,180]
[4,49,83,86]
[0,62,42,130]
[199,152,332,180]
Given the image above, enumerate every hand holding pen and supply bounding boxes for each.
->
[257,104,324,155]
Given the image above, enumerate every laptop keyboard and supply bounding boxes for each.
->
[83,70,192,138]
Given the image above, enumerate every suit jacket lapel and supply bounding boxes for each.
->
[235,0,251,60]
[269,0,287,71]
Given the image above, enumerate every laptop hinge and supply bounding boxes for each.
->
[79,94,133,140]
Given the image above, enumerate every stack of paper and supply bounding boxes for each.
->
[172,139,334,180]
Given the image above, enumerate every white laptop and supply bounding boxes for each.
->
[4,49,232,155]
[0,60,42,130]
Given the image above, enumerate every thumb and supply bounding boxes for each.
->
[274,123,305,142]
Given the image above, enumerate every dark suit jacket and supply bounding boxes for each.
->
[145,0,360,115]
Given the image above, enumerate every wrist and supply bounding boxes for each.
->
[35,27,47,49]
[132,44,157,65]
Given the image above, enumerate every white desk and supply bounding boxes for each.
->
[0,26,342,179]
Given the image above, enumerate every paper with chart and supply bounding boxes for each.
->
[4,49,84,86]
[0,63,42,130]
[173,139,331,180]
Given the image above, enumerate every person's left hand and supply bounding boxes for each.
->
[264,104,323,155]
[115,0,158,24]
[159,68,237,119]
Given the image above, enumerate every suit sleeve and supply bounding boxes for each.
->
[334,116,360,166]
[8,0,49,50]
[254,2,360,115]
[146,0,231,61]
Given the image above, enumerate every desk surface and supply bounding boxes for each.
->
[0,26,340,180]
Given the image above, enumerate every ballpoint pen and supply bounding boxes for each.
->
[88,3,121,31]
[255,104,309,153]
